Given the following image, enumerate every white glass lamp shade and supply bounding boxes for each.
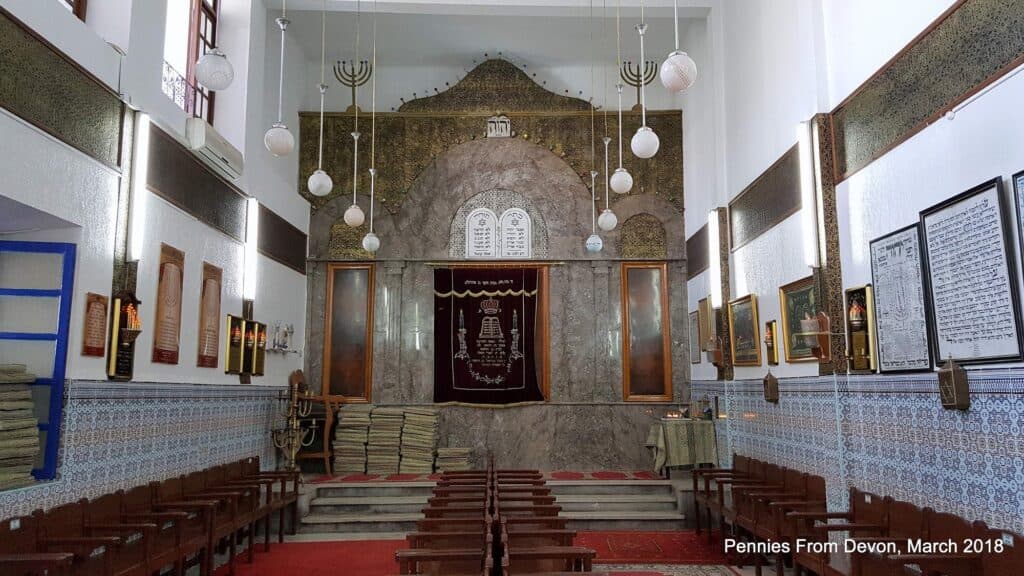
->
[264,123,294,157]
[585,234,603,253]
[362,232,381,253]
[307,169,333,197]
[610,168,634,194]
[660,50,697,93]
[597,209,618,232]
[195,48,234,91]
[631,126,660,159]
[344,204,365,227]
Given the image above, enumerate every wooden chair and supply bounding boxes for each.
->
[182,470,258,569]
[37,500,142,576]
[209,463,275,553]
[84,492,170,575]
[693,454,752,535]
[235,456,301,541]
[702,457,765,542]
[790,487,889,576]
[152,476,229,576]
[0,512,75,575]
[122,484,210,576]
[882,512,984,576]
[888,527,1022,575]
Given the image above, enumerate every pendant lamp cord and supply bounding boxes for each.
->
[369,0,377,233]
[615,0,624,169]
[589,0,597,236]
[316,0,326,170]
[638,0,647,128]
[276,0,287,123]
[352,0,361,206]
[673,0,680,50]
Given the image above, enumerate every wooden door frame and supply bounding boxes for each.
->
[322,262,375,404]
[621,261,673,402]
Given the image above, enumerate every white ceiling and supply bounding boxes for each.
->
[268,0,712,18]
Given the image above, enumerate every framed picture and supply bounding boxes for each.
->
[920,177,1022,364]
[689,310,701,364]
[81,292,108,357]
[197,262,222,368]
[698,297,713,351]
[779,276,819,362]
[869,224,933,372]
[1015,170,1024,277]
[727,294,761,366]
[152,243,184,365]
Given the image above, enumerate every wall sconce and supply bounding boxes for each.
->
[938,357,970,410]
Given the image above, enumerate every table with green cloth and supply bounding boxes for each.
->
[645,418,718,474]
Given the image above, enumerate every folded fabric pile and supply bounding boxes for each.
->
[333,404,372,474]
[0,365,39,490]
[399,407,438,474]
[366,407,404,475]
[435,447,473,472]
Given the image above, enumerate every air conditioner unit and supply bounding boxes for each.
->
[185,117,243,181]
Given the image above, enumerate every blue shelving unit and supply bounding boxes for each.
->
[0,240,76,480]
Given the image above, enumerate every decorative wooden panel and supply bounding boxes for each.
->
[0,7,123,169]
[831,0,1024,181]
[728,145,801,251]
[619,214,668,259]
[686,224,708,279]
[258,205,307,275]
[146,125,246,242]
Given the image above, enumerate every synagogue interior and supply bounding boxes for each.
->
[0,0,1022,574]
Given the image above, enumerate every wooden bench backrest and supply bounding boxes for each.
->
[984,529,1023,574]
[849,487,887,526]
[85,491,124,525]
[39,500,87,539]
[0,511,42,554]
[917,512,983,576]
[123,484,156,514]
[181,471,207,496]
[886,500,927,539]
[155,476,185,502]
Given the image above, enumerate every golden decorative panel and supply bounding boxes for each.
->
[299,59,683,217]
[619,214,668,259]
[831,0,1024,181]
[0,8,124,169]
[329,221,372,260]
[728,145,800,251]
[397,59,591,114]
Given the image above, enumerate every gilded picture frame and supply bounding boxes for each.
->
[689,310,701,364]
[727,294,761,367]
[779,276,818,363]
[697,297,713,351]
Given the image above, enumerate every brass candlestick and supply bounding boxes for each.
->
[272,370,316,476]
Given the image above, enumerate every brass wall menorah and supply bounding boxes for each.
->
[620,60,658,111]
[334,59,373,113]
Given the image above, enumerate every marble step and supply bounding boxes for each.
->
[310,495,430,514]
[314,481,437,499]
[299,511,425,534]
[553,493,678,512]
[561,509,687,532]
[545,480,675,496]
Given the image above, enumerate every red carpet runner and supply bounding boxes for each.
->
[214,531,727,575]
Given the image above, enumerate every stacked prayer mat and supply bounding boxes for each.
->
[366,407,404,475]
[399,408,438,474]
[0,365,39,490]
[435,447,473,472]
[333,404,372,473]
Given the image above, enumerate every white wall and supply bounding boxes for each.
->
[0,0,308,385]
[0,110,118,381]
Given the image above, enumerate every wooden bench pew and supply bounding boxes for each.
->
[122,484,211,576]
[790,487,888,576]
[693,454,752,535]
[38,500,145,576]
[0,511,76,575]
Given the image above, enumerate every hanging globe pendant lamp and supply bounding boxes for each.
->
[660,0,697,93]
[307,2,333,197]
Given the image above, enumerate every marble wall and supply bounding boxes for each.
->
[694,370,1024,534]
[0,381,282,520]
[307,136,689,470]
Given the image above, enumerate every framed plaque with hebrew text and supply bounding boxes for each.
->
[869,224,932,372]
[920,178,1022,364]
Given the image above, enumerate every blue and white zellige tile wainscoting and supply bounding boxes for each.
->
[0,381,284,520]
[693,370,1024,534]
